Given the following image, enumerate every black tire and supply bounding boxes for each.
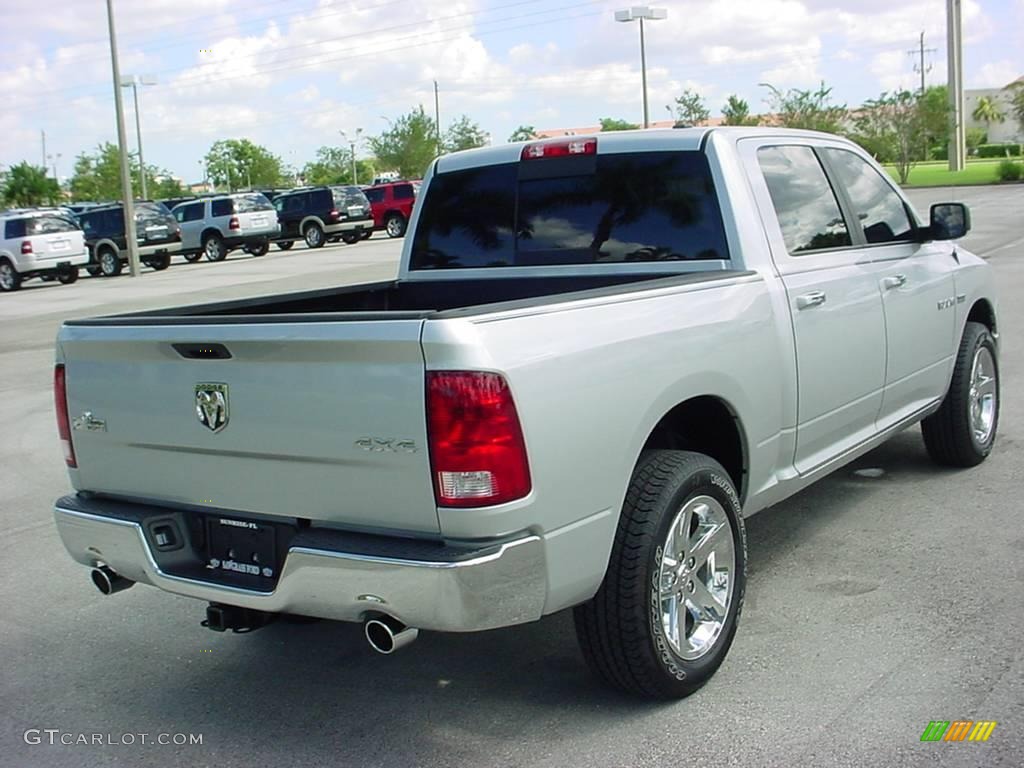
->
[304,222,325,249]
[245,240,269,257]
[99,247,123,276]
[360,231,372,241]
[57,267,79,284]
[276,241,294,251]
[203,234,227,262]
[0,258,21,292]
[921,321,999,467]
[384,213,407,238]
[86,265,102,277]
[183,252,203,263]
[148,253,171,270]
[340,232,360,245]
[573,450,746,699]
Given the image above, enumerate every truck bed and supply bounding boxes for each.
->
[66,272,748,325]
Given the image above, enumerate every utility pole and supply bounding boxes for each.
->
[339,129,363,184]
[947,0,966,171]
[908,31,936,96]
[105,0,140,277]
[434,80,442,157]
[41,130,46,170]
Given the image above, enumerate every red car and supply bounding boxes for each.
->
[364,180,420,238]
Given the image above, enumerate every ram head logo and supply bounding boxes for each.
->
[195,383,229,433]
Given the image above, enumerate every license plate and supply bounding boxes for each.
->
[347,206,364,216]
[146,226,167,240]
[205,517,277,579]
[154,248,167,254]
[50,239,70,251]
[251,216,267,227]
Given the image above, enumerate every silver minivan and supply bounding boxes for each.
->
[172,193,279,262]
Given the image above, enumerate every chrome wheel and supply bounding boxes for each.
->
[99,250,121,276]
[204,237,224,261]
[0,261,17,291]
[304,225,323,248]
[385,215,405,238]
[969,346,997,445]
[657,495,735,660]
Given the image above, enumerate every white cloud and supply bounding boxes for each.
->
[970,60,1022,89]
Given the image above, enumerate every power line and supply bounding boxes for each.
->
[907,31,937,95]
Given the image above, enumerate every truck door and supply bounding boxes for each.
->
[819,147,957,429]
[742,141,889,475]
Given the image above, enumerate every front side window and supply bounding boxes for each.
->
[822,148,915,244]
[757,146,852,254]
[411,151,730,269]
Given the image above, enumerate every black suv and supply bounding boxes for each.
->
[271,186,373,250]
[78,202,183,276]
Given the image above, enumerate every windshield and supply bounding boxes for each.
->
[410,151,730,269]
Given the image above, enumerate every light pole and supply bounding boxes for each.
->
[120,74,156,199]
[104,0,140,277]
[339,128,363,184]
[615,6,667,128]
[47,153,62,182]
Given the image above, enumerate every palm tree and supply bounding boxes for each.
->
[972,96,1005,133]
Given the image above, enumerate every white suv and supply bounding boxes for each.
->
[0,210,89,292]
[171,193,279,262]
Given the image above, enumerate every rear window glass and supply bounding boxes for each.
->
[233,194,273,213]
[135,203,170,225]
[28,215,79,234]
[410,151,730,269]
[333,187,370,207]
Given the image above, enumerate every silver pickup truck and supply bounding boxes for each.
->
[53,128,999,699]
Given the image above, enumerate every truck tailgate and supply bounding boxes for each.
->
[58,320,440,534]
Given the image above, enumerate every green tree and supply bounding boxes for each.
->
[972,96,1005,133]
[3,162,59,207]
[70,143,142,201]
[668,89,710,127]
[965,127,988,152]
[853,90,922,184]
[444,115,488,152]
[302,146,374,186]
[762,81,848,133]
[368,107,438,179]
[1009,83,1024,133]
[917,85,950,156]
[598,117,640,132]
[204,139,284,191]
[151,176,185,198]
[508,125,539,142]
[721,95,759,126]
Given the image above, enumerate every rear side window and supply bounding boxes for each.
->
[394,184,415,200]
[211,199,233,217]
[364,188,385,203]
[5,219,27,238]
[176,203,203,222]
[411,152,730,269]
[822,148,915,244]
[757,146,852,254]
[233,194,273,213]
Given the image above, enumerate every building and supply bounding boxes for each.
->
[964,76,1023,143]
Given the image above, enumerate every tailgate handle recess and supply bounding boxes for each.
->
[172,343,232,360]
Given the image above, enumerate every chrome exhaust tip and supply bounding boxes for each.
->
[364,616,418,654]
[91,565,134,595]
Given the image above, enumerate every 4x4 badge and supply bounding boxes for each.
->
[195,383,229,432]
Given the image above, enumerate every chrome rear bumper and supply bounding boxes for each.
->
[54,497,546,632]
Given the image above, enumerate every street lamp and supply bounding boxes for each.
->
[47,153,62,182]
[615,6,667,128]
[120,74,156,199]
[339,128,363,184]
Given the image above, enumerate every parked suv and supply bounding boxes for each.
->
[171,193,279,262]
[364,180,420,238]
[271,186,373,250]
[78,202,183,277]
[0,210,88,291]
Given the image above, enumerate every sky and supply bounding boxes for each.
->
[1,0,1021,184]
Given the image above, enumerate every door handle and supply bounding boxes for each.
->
[795,291,826,310]
[882,274,907,290]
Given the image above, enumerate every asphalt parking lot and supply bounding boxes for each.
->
[1,186,1022,767]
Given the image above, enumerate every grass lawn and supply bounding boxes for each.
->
[883,159,1010,187]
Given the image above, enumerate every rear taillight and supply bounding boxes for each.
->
[54,364,76,468]
[521,138,597,160]
[328,209,340,222]
[228,216,240,230]
[21,240,33,254]
[426,372,531,507]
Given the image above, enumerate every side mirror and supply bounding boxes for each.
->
[929,203,971,241]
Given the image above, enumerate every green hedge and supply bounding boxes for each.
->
[977,143,1023,158]
[997,159,1023,181]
